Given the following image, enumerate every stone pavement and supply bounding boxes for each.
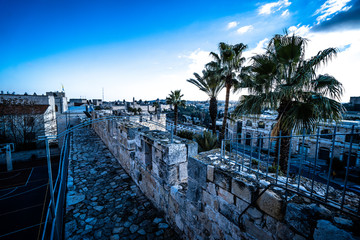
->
[65,128,180,240]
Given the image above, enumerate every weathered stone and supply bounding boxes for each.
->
[285,203,312,238]
[241,215,273,240]
[67,193,85,206]
[313,220,353,240]
[129,224,139,233]
[334,217,353,229]
[207,165,214,182]
[213,168,232,191]
[219,198,239,225]
[231,178,253,202]
[188,156,207,188]
[218,188,234,204]
[179,162,188,181]
[276,222,295,240]
[247,207,262,220]
[65,220,77,238]
[257,190,284,220]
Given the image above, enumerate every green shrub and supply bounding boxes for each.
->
[251,159,259,166]
[195,131,218,153]
[268,165,280,173]
[177,130,194,140]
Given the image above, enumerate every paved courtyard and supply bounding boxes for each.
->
[65,128,179,240]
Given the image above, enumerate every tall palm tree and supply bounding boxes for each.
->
[187,68,224,134]
[166,90,186,134]
[233,33,344,173]
[207,42,248,141]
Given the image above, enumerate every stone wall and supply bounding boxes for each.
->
[92,112,358,240]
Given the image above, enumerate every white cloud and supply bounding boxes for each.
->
[258,0,291,15]
[297,27,360,102]
[237,25,254,34]
[314,0,352,23]
[281,9,289,17]
[243,38,269,60]
[227,21,238,29]
[288,25,311,36]
[181,48,212,75]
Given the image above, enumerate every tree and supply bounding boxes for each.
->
[233,33,344,173]
[207,42,248,141]
[187,68,224,134]
[166,90,186,134]
[152,101,160,113]
[0,97,56,150]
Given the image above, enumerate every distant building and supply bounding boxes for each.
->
[0,93,58,148]
[227,115,360,167]
[46,91,68,113]
[92,99,103,106]
[69,98,87,107]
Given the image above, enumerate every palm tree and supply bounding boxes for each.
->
[187,68,224,134]
[207,42,248,141]
[166,90,186,134]
[152,101,159,113]
[233,33,344,173]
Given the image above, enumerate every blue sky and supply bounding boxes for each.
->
[1,0,359,102]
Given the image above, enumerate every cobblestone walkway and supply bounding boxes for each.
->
[65,128,179,240]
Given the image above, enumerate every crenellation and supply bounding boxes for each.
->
[91,111,358,240]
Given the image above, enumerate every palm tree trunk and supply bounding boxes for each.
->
[274,129,291,174]
[174,105,178,134]
[209,97,218,134]
[220,82,231,141]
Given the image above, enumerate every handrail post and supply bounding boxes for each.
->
[45,137,56,217]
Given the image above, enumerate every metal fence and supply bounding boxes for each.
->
[221,127,360,217]
[40,127,71,240]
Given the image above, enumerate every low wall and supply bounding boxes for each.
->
[92,112,358,240]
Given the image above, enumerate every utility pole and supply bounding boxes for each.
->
[102,88,104,101]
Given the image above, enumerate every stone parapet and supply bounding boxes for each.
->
[91,112,358,240]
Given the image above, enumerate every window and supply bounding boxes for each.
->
[245,133,252,146]
[320,129,332,139]
[345,133,360,144]
[343,152,357,167]
[258,121,265,129]
[318,147,330,160]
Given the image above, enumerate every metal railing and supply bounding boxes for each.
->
[221,126,360,217]
[38,114,179,239]
[40,126,71,240]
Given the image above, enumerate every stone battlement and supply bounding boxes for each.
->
[92,112,359,240]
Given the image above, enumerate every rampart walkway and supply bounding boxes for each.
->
[64,128,179,240]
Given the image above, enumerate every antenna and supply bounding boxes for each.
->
[102,87,104,101]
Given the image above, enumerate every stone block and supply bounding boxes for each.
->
[218,198,239,226]
[313,220,353,240]
[213,168,232,191]
[207,165,214,182]
[240,215,273,240]
[206,182,216,195]
[188,157,207,188]
[179,162,188,181]
[276,222,295,240]
[175,214,184,231]
[247,207,262,220]
[231,178,254,203]
[235,197,248,213]
[256,190,284,220]
[285,203,312,238]
[218,188,234,205]
[187,178,203,208]
[187,141,198,158]
[166,144,187,165]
